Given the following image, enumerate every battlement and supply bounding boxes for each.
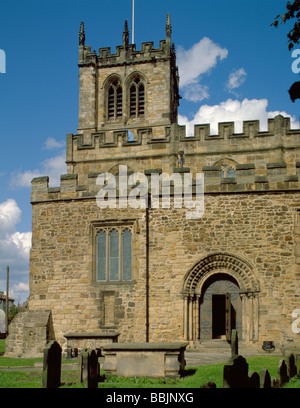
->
[80,40,173,68]
[180,114,299,140]
[31,159,300,204]
[66,115,300,165]
[79,17,173,68]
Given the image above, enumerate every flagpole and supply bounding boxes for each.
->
[132,0,135,44]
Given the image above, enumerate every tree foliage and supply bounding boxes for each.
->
[272,0,300,50]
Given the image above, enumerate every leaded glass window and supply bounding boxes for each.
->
[96,227,132,282]
[96,230,106,281]
[109,229,119,281]
[122,229,132,281]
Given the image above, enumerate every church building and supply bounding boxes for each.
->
[5,16,300,357]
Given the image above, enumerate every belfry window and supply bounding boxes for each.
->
[107,79,123,120]
[130,76,145,117]
[96,228,132,282]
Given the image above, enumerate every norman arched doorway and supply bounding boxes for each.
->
[182,253,260,343]
[199,273,242,340]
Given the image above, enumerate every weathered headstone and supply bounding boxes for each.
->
[223,355,249,388]
[78,349,99,388]
[78,349,88,385]
[296,354,300,378]
[248,371,260,388]
[42,340,62,388]
[87,349,99,388]
[286,353,297,379]
[278,359,289,387]
[271,378,280,388]
[259,368,271,388]
[0,310,5,334]
[231,329,238,357]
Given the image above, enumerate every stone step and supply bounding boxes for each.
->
[189,339,261,354]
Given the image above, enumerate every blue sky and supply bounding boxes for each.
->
[0,0,299,303]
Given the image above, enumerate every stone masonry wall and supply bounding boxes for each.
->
[29,189,300,351]
[29,201,148,350]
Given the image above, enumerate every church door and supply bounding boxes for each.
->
[199,274,241,340]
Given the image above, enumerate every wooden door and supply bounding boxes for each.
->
[225,293,231,341]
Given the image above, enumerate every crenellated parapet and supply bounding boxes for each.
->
[65,115,300,167]
[179,114,298,141]
[31,161,300,204]
[79,19,174,68]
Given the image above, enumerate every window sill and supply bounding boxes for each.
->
[94,280,137,285]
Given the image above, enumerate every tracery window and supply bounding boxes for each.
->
[107,78,123,120]
[96,227,132,282]
[221,164,236,178]
[129,76,145,118]
[214,159,237,178]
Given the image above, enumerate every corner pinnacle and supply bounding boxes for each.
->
[79,21,85,46]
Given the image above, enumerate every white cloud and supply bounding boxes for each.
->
[177,38,228,87]
[43,137,65,150]
[226,68,247,93]
[0,199,31,303]
[11,150,67,188]
[0,199,21,234]
[181,83,209,103]
[177,38,228,102]
[178,98,298,135]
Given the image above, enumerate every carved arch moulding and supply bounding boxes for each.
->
[182,252,260,296]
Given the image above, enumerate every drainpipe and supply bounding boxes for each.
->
[145,193,150,342]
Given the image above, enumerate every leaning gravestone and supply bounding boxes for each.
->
[259,369,271,388]
[278,359,289,387]
[223,355,249,388]
[42,340,62,388]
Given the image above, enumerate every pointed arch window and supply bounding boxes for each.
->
[129,76,145,118]
[107,78,123,120]
[221,164,236,178]
[96,227,132,282]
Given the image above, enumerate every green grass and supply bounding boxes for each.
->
[0,339,299,388]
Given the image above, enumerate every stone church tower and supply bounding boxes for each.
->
[5,16,300,357]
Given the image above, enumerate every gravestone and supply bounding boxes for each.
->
[259,369,271,388]
[0,310,5,334]
[271,378,280,388]
[78,349,99,388]
[87,349,99,388]
[248,371,260,388]
[286,353,297,379]
[278,359,289,387]
[78,349,88,385]
[223,355,249,388]
[42,340,62,388]
[296,354,300,378]
[231,329,238,358]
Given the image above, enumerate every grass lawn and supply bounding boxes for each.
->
[0,339,299,388]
